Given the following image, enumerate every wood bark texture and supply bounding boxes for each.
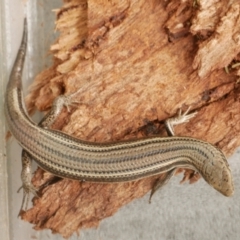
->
[20,0,240,238]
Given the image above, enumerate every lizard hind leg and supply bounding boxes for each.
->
[18,150,39,215]
[39,94,88,129]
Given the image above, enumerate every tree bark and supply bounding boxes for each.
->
[20,0,240,238]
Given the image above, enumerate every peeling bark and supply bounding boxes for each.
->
[192,2,240,78]
[20,0,240,238]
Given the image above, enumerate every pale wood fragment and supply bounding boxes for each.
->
[192,2,240,78]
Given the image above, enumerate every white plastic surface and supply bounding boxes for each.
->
[1,1,240,240]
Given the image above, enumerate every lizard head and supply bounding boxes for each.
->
[200,145,234,197]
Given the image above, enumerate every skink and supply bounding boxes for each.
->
[5,19,234,209]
